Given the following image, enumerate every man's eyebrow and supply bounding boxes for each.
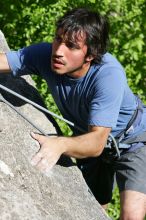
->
[66,41,81,48]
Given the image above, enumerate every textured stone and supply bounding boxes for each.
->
[0,30,111,220]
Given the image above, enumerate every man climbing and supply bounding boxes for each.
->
[0,8,146,219]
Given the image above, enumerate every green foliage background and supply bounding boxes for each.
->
[0,0,145,219]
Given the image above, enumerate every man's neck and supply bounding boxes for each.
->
[66,63,91,79]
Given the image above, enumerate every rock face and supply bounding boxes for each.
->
[0,31,111,220]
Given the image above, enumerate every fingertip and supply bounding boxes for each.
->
[43,169,53,177]
[30,152,42,166]
[30,159,36,166]
[30,131,37,139]
[30,131,34,136]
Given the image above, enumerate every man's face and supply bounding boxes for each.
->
[51,29,92,78]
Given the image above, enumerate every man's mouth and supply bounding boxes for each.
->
[52,57,65,64]
[52,58,66,69]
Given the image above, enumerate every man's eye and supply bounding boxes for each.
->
[66,42,79,49]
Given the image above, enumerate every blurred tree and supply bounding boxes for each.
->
[0,0,145,99]
[0,1,145,218]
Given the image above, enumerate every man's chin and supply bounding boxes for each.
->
[52,68,66,75]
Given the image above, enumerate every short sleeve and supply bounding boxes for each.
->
[88,67,126,128]
[6,43,52,77]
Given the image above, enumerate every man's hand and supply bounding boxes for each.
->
[30,132,65,173]
[30,126,111,173]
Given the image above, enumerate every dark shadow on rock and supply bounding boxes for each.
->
[57,155,76,167]
[0,74,62,135]
[0,74,48,106]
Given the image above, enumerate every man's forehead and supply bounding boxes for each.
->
[56,28,86,43]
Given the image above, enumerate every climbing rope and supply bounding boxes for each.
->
[0,83,121,157]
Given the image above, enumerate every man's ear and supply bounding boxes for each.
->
[85,55,94,63]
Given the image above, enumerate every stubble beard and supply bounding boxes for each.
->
[51,59,87,78]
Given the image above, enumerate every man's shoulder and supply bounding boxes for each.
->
[89,52,126,86]
[101,52,124,70]
[90,52,125,79]
[25,42,52,53]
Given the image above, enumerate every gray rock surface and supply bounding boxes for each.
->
[0,30,111,220]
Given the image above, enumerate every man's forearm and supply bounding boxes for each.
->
[0,53,11,73]
[58,128,110,159]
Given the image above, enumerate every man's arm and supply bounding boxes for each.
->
[0,53,11,73]
[62,126,111,158]
[30,126,111,172]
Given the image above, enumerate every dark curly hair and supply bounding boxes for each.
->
[56,8,109,64]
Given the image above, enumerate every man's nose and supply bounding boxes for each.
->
[55,43,66,56]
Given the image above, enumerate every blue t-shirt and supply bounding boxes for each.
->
[6,43,146,147]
